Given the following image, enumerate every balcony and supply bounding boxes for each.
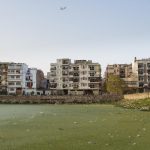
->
[50,73,56,77]
[138,69,144,75]
[63,84,68,88]
[73,73,79,76]
[73,84,79,89]
[8,70,22,75]
[73,78,79,82]
[89,72,95,77]
[62,71,68,76]
[8,66,22,70]
[73,67,79,71]
[88,83,99,89]
[50,79,56,83]
[8,84,22,88]
[50,83,57,88]
[138,76,144,81]
[147,69,150,75]
[62,60,70,65]
[50,67,56,71]
[138,64,144,69]
[62,66,69,70]
[147,63,150,68]
[88,77,100,83]
[89,67,95,71]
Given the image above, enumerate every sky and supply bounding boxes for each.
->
[0,0,150,76]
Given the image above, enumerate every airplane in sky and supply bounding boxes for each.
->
[60,6,67,10]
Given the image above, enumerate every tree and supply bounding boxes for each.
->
[106,75,126,95]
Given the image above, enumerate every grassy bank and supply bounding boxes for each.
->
[117,98,150,111]
[0,104,150,150]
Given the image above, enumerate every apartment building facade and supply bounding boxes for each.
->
[23,68,37,95]
[7,63,28,95]
[132,57,150,88]
[105,63,138,88]
[0,62,9,94]
[49,58,71,95]
[49,58,101,95]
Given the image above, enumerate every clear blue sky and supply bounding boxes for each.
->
[0,0,150,75]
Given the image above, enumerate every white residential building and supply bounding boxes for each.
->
[132,57,150,88]
[49,58,101,95]
[7,63,28,95]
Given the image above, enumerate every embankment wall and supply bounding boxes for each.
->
[0,94,123,104]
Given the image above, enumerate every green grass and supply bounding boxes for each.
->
[117,98,150,110]
[0,104,150,150]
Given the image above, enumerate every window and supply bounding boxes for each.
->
[73,84,79,88]
[73,67,79,71]
[10,88,15,91]
[81,77,87,80]
[8,70,15,73]
[81,83,87,87]
[89,66,94,70]
[8,82,15,85]
[139,76,144,81]
[138,69,144,74]
[16,75,20,79]
[16,82,21,85]
[16,70,20,74]
[147,63,150,68]
[138,63,144,68]
[147,70,150,74]
[89,84,95,88]
[90,72,95,76]
[10,76,15,79]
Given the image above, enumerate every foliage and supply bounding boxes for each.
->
[117,98,150,111]
[102,80,107,93]
[106,75,127,95]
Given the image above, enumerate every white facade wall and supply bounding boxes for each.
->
[49,59,101,94]
[7,63,28,94]
[132,58,150,87]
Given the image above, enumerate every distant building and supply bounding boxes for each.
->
[23,68,37,95]
[132,57,150,89]
[49,58,101,95]
[0,62,48,95]
[36,69,44,89]
[105,63,138,88]
[0,62,9,94]
[7,63,28,95]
